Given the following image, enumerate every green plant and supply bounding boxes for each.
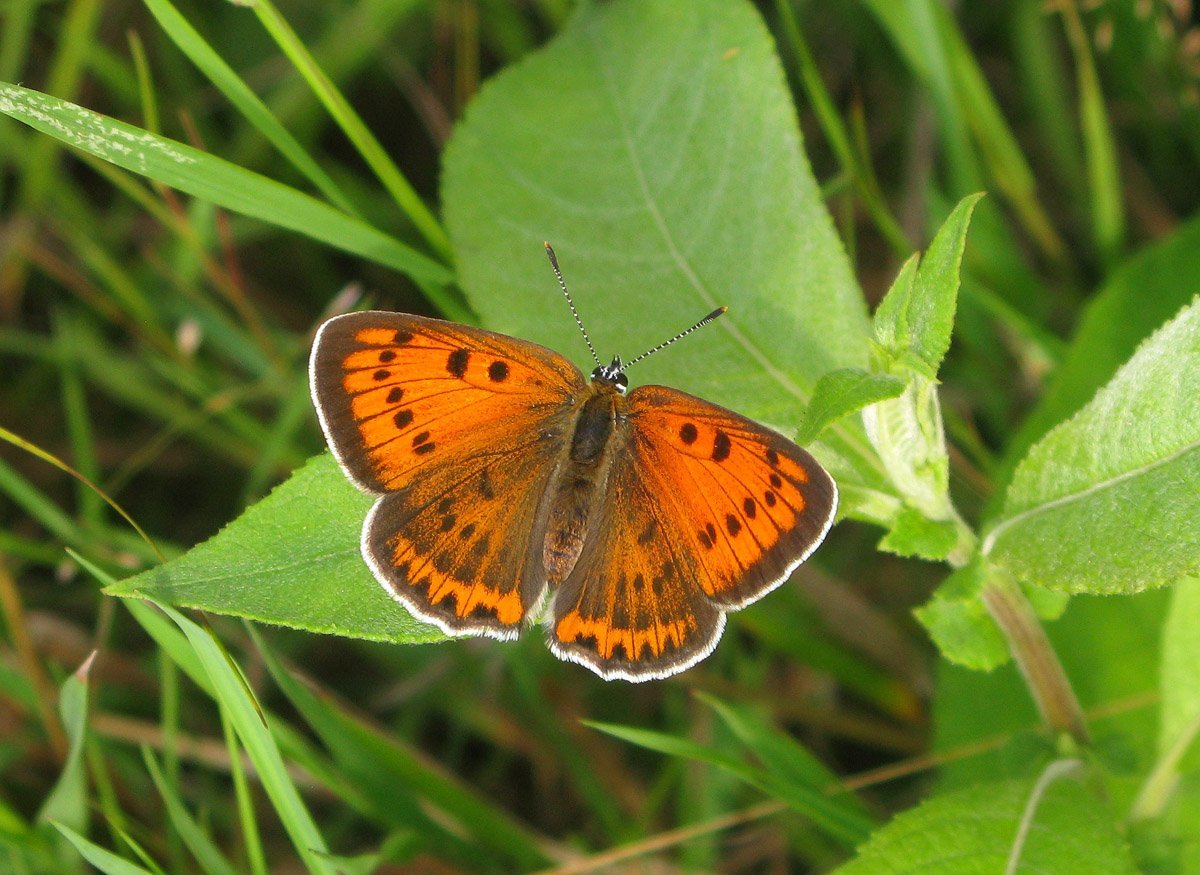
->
[3,0,1199,871]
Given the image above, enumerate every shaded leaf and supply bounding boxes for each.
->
[914,562,1008,671]
[877,507,959,560]
[441,0,877,483]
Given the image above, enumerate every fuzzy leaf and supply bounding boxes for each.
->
[984,297,1200,593]
[873,194,984,373]
[836,776,1137,873]
[797,368,905,444]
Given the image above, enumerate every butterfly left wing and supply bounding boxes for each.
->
[310,310,588,639]
[548,385,837,681]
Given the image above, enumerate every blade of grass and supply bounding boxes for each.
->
[141,0,357,215]
[219,707,268,875]
[0,425,164,562]
[49,823,153,875]
[0,83,460,305]
[141,746,239,875]
[247,0,451,260]
[157,604,336,874]
[37,653,95,848]
[251,626,556,870]
[54,312,103,526]
[586,719,870,848]
[1057,0,1124,263]
[774,0,909,255]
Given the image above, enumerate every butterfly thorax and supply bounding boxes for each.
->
[541,379,626,584]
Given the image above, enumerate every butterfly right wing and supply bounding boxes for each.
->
[310,311,586,638]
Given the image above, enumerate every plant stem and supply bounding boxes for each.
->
[981,574,1090,746]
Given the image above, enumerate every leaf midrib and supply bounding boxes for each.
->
[982,438,1200,554]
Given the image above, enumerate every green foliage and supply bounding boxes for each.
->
[105,454,441,643]
[984,296,1200,593]
[3,0,1200,871]
[837,772,1138,873]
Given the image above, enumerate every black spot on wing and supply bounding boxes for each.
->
[712,431,731,462]
[447,348,470,378]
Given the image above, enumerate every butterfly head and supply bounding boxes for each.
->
[591,356,629,393]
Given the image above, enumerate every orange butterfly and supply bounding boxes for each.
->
[309,245,837,681]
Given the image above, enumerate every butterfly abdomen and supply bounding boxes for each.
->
[542,387,622,584]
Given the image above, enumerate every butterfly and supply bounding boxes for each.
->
[309,244,837,681]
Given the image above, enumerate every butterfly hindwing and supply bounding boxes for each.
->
[549,384,837,679]
[363,436,562,638]
[310,311,587,636]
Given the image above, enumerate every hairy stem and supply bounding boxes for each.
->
[982,574,1090,746]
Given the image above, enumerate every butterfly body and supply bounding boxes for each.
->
[311,309,837,681]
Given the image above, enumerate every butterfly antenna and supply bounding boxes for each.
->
[624,306,729,369]
[544,242,601,368]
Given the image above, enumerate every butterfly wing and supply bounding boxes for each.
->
[548,384,837,680]
[310,311,587,638]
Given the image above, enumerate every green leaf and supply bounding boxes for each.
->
[0,82,457,297]
[914,562,1008,671]
[873,193,984,373]
[796,368,905,445]
[998,216,1200,503]
[984,296,1200,593]
[442,0,870,434]
[37,654,93,834]
[105,454,443,644]
[877,506,959,560]
[835,775,1137,873]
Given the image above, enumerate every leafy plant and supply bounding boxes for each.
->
[3,0,1199,871]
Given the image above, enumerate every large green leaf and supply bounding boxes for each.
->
[106,455,441,643]
[836,775,1137,873]
[983,296,1200,593]
[441,0,878,486]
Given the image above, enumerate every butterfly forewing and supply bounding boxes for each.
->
[548,385,837,680]
[311,311,587,637]
[310,311,585,493]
